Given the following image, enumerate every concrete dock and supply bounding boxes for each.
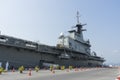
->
[0,68,119,80]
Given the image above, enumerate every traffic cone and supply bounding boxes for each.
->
[28,68,32,76]
[52,70,55,74]
[116,75,120,80]
[12,68,15,72]
[75,68,79,71]
[80,68,83,71]
[66,69,69,72]
[75,68,77,71]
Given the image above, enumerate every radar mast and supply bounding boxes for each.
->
[76,11,80,24]
[75,11,86,34]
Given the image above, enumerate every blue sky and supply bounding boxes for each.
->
[0,0,120,64]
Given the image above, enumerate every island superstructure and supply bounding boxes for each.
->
[0,12,105,68]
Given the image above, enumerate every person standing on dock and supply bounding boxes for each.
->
[5,61,9,71]
[0,62,2,67]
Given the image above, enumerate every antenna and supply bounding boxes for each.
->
[76,11,80,24]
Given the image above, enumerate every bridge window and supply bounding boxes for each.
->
[0,37,8,42]
[25,42,36,48]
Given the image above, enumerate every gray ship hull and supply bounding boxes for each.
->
[0,40,104,68]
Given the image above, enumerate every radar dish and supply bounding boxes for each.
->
[60,32,64,36]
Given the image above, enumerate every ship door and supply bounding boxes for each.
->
[39,60,44,68]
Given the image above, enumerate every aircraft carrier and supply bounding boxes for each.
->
[0,12,105,68]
